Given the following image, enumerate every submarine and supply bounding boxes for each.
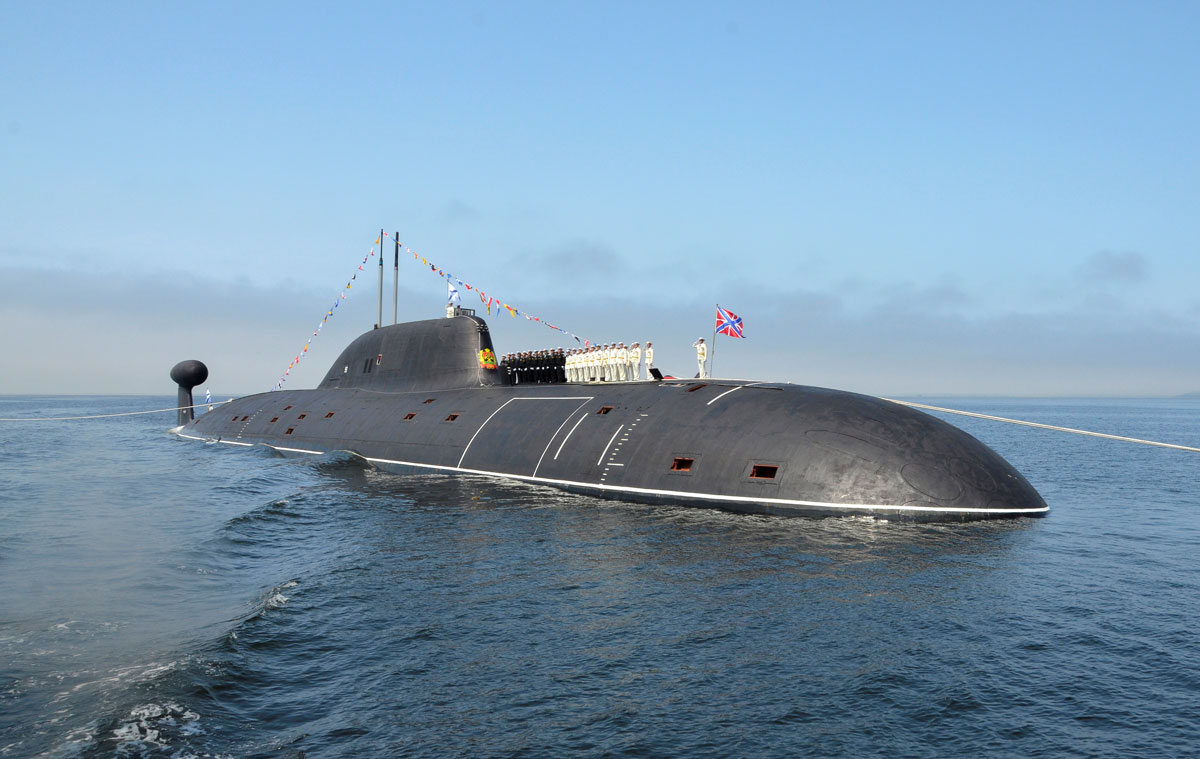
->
[171,310,1049,522]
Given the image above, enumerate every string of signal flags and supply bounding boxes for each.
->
[391,232,595,347]
[272,232,597,391]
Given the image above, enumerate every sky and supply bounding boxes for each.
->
[2,1,1198,396]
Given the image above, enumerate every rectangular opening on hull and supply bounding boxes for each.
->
[324,412,335,419]
[240,416,249,422]
[423,398,436,404]
[750,464,778,480]
[671,457,694,472]
[444,414,459,422]
[597,406,613,415]
[269,417,278,423]
[284,405,293,411]
[285,427,295,435]
[403,413,416,421]
[297,414,307,420]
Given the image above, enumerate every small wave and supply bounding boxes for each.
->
[259,579,300,613]
[264,580,298,610]
[107,701,201,754]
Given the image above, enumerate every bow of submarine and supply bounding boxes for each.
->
[602,382,1048,521]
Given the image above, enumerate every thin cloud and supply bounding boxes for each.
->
[1078,251,1147,284]
[512,240,623,279]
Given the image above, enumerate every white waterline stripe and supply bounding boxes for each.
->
[357,454,1049,514]
[268,445,324,455]
[883,398,1200,453]
[597,424,625,466]
[175,431,1045,514]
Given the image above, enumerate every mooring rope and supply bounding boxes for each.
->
[882,398,1200,454]
[0,401,231,422]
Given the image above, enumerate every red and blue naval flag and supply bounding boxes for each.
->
[714,305,744,338]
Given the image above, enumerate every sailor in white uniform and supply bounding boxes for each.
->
[645,342,654,379]
[693,338,707,378]
[616,343,628,381]
[628,342,642,380]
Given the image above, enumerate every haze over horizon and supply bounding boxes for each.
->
[3,2,1198,397]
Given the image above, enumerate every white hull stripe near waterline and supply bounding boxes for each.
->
[175,432,1049,515]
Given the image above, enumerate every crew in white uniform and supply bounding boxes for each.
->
[629,342,642,380]
[693,338,707,378]
[645,342,654,379]
[615,343,627,381]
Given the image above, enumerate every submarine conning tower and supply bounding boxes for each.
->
[317,314,503,392]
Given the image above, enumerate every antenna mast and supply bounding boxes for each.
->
[377,227,384,328]
[393,232,399,324]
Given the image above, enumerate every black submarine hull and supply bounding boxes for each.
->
[176,315,1048,522]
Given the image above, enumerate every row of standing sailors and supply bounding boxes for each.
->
[501,350,566,384]
[567,342,655,382]
[501,343,656,384]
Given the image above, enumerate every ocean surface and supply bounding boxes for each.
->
[2,394,1198,758]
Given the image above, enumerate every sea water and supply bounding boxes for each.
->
[1,395,1198,758]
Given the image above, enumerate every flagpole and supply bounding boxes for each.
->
[377,228,384,329]
[710,303,719,378]
[392,231,399,324]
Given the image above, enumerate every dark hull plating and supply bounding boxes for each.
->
[178,316,1048,521]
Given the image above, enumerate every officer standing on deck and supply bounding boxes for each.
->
[629,342,642,381]
[645,342,654,378]
[693,338,707,378]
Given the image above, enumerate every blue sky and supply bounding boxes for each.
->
[2,1,1198,395]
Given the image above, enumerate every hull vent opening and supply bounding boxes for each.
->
[750,464,778,480]
[444,414,459,422]
[597,406,614,415]
[269,417,279,423]
[324,412,335,419]
[403,413,416,421]
[671,457,694,472]
[423,398,436,404]
[297,414,307,420]
[285,427,295,435]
